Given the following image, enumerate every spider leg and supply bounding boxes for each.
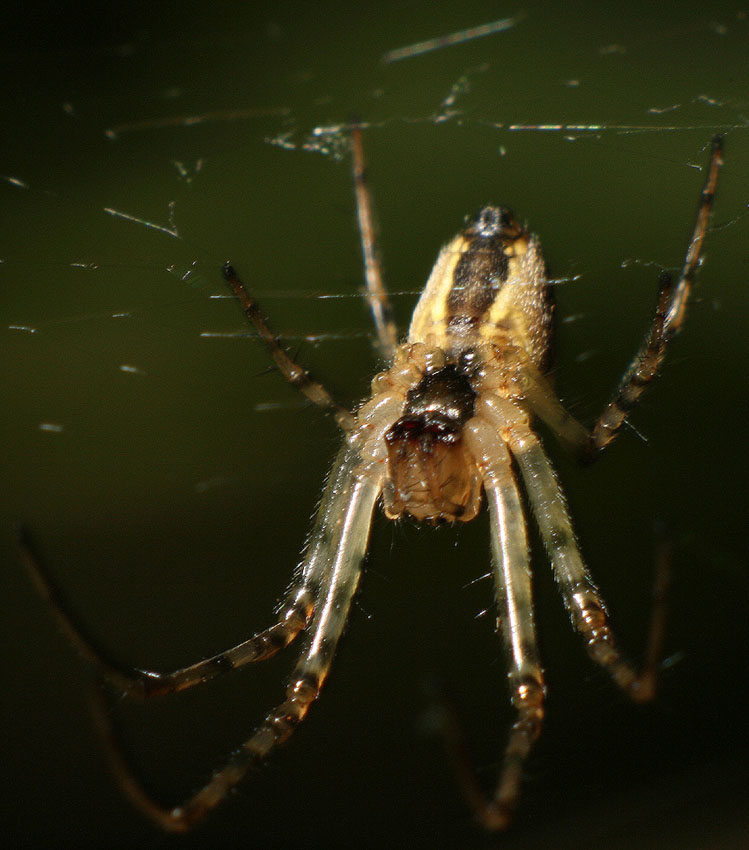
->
[222,263,355,432]
[515,358,591,454]
[17,443,363,699]
[350,124,399,360]
[19,525,310,697]
[89,451,383,832]
[516,137,722,462]
[507,421,664,702]
[588,135,723,457]
[460,417,545,830]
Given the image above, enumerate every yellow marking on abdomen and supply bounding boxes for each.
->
[407,235,469,346]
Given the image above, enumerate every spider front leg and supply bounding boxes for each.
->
[90,452,382,832]
[17,443,360,699]
[461,417,546,830]
[506,420,664,701]
[19,526,312,697]
[22,444,382,831]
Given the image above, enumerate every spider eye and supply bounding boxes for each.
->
[385,415,459,445]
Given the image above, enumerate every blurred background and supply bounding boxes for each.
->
[2,1,747,848]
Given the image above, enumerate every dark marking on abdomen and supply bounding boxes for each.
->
[446,229,508,333]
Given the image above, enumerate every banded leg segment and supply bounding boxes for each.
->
[508,425,662,701]
[92,463,383,832]
[589,135,722,456]
[462,419,546,830]
[350,125,399,360]
[19,526,313,698]
[20,524,310,697]
[222,263,355,432]
[18,444,365,699]
[515,138,721,461]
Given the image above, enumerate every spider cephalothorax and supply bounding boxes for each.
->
[384,373,478,523]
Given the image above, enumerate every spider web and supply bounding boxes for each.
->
[2,2,748,848]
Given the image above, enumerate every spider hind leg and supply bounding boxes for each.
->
[588,135,722,457]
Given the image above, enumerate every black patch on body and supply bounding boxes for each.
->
[403,364,476,428]
[445,206,516,335]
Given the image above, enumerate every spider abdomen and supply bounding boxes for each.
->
[407,206,554,370]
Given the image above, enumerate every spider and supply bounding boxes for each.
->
[20,130,722,832]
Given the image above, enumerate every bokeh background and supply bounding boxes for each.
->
[2,2,748,848]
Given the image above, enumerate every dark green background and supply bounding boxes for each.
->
[2,2,747,848]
